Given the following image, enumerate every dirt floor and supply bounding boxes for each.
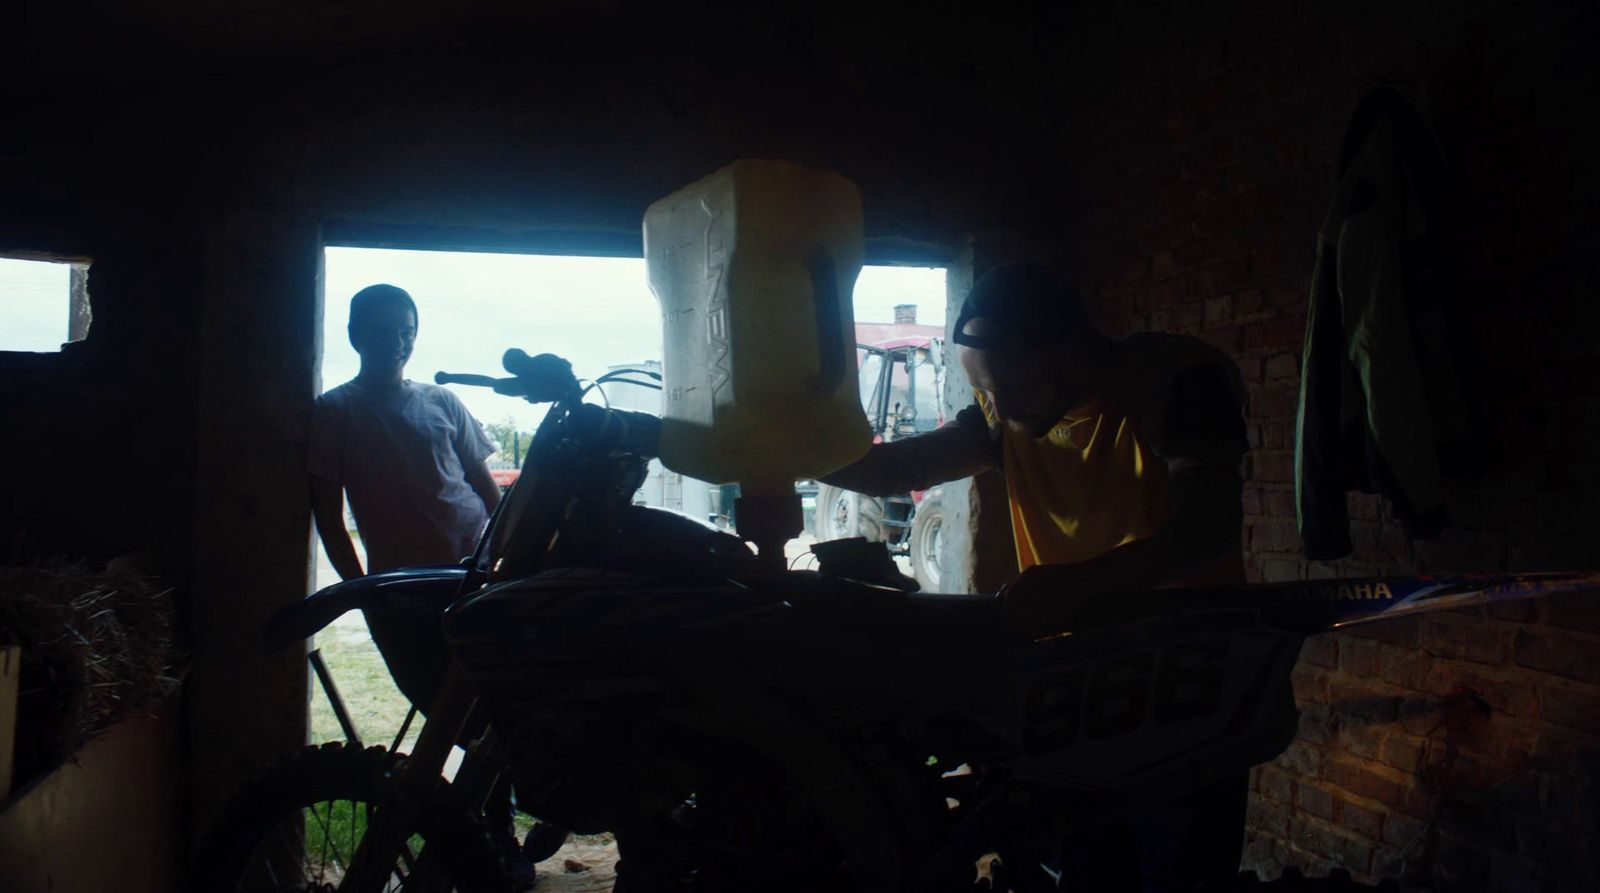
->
[534,834,622,891]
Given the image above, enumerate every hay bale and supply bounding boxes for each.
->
[0,561,179,787]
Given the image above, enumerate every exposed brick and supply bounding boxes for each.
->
[1546,590,1600,634]
[1242,835,1289,877]
[1256,421,1294,450]
[1265,281,1305,308]
[1422,617,1512,665]
[1300,818,1374,874]
[1541,685,1600,735]
[1263,556,1304,583]
[1297,782,1337,821]
[1174,298,1208,328]
[1454,716,1538,769]
[1382,811,1428,851]
[1424,664,1539,718]
[1241,487,1264,516]
[1241,316,1307,352]
[1259,765,1295,804]
[1150,250,1175,278]
[1378,645,1432,690]
[1378,733,1430,775]
[1264,489,1296,518]
[1300,635,1338,668]
[1252,521,1300,554]
[1293,663,1329,701]
[1487,598,1539,623]
[1338,724,1384,763]
[1280,740,1326,778]
[1346,493,1381,521]
[1340,616,1420,648]
[1247,384,1299,421]
[1327,679,1400,723]
[1297,703,1340,745]
[1248,794,1293,838]
[1327,753,1406,804]
[1400,784,1436,821]
[1250,449,1295,483]
[1204,294,1233,327]
[1515,631,1600,682]
[1342,798,1385,842]
[1264,351,1299,380]
[1338,637,1381,678]
[1368,846,1407,882]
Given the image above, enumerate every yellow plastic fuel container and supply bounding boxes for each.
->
[644,159,872,499]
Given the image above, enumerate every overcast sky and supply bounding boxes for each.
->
[322,247,947,431]
[3,249,946,434]
[0,257,73,352]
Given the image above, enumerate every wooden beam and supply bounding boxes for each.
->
[0,645,19,800]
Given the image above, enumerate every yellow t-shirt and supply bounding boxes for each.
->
[976,333,1248,580]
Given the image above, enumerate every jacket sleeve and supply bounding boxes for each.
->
[819,403,999,497]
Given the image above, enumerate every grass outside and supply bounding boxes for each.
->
[309,531,424,750]
[307,538,600,858]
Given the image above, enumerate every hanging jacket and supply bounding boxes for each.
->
[1294,87,1474,561]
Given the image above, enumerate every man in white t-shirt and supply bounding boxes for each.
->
[309,283,501,579]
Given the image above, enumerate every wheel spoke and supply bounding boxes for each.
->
[306,800,349,877]
[210,749,460,893]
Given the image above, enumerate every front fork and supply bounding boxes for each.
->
[341,662,483,893]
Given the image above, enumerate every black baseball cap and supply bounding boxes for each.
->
[951,262,1090,351]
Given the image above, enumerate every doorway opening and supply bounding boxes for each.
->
[307,244,947,749]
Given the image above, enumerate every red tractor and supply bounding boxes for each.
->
[809,329,947,590]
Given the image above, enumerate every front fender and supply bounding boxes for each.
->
[263,565,470,650]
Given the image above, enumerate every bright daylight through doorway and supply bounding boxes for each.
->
[308,246,948,762]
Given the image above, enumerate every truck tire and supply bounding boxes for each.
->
[908,492,945,591]
[813,484,885,542]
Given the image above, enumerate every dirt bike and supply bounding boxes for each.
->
[198,346,1600,892]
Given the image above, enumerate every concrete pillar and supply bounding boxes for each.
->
[185,210,321,842]
[938,233,1066,593]
[67,262,91,343]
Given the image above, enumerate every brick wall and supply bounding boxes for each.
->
[1051,1,1600,888]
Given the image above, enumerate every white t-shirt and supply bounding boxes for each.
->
[309,379,496,573]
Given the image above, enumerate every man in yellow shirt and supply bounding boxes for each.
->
[823,261,1250,891]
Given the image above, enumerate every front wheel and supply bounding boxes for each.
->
[812,484,885,542]
[908,492,946,591]
[196,741,508,893]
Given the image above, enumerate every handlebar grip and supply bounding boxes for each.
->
[502,350,580,401]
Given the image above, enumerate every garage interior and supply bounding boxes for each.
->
[2,0,1599,890]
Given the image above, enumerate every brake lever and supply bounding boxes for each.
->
[434,371,531,397]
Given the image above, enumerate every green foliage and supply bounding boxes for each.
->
[482,416,534,467]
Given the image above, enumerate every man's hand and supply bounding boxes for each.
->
[1000,561,1129,638]
[465,458,503,514]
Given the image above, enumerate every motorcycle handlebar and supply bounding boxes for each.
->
[435,372,504,388]
[436,350,582,403]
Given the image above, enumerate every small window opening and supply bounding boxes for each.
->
[0,255,91,352]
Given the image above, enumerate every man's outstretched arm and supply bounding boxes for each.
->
[819,404,999,497]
